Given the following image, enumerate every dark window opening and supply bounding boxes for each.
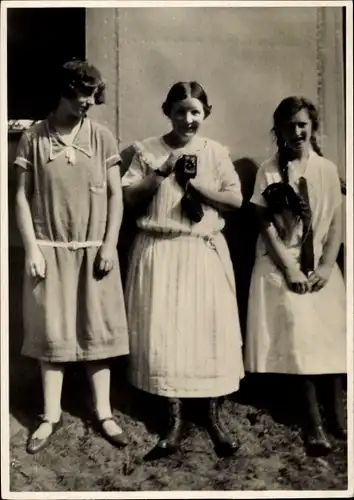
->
[7,8,86,120]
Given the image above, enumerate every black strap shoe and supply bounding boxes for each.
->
[97,417,128,448]
[26,416,63,455]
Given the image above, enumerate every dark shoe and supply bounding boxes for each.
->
[328,422,347,440]
[97,417,128,448]
[26,416,63,454]
[144,398,184,461]
[326,406,347,440]
[206,398,239,457]
[305,425,332,456]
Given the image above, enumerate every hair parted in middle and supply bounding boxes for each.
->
[272,96,323,184]
[162,81,212,118]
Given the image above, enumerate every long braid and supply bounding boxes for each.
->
[277,135,322,181]
[310,135,323,157]
[276,139,290,184]
[270,97,318,259]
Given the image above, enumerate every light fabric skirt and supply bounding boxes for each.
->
[125,230,244,397]
[245,254,346,374]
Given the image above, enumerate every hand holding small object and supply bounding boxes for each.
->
[155,152,181,177]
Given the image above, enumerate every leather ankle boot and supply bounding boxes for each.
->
[144,398,184,460]
[305,424,332,456]
[206,398,238,457]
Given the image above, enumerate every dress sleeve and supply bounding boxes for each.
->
[103,129,122,170]
[121,143,147,187]
[14,131,34,171]
[250,164,268,207]
[217,145,242,198]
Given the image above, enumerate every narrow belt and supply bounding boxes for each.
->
[36,240,102,251]
[141,228,218,248]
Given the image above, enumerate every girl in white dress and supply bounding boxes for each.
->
[122,82,244,458]
[245,97,346,455]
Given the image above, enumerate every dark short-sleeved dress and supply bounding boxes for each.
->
[14,117,129,362]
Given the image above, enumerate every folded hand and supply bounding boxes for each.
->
[308,264,332,292]
[284,267,311,294]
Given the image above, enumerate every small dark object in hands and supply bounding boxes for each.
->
[174,154,198,187]
[175,155,204,223]
[262,182,310,219]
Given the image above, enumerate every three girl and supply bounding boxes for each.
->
[15,61,346,459]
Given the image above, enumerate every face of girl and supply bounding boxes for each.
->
[65,86,98,119]
[280,108,313,155]
[169,97,205,141]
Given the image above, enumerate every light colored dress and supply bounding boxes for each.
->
[14,117,129,362]
[122,136,244,397]
[245,149,346,374]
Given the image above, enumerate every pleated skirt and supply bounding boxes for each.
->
[125,231,244,397]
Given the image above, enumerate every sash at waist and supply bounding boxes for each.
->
[36,240,102,251]
[140,228,218,248]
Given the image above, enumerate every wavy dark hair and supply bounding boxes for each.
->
[162,81,212,118]
[272,96,323,183]
[58,58,106,105]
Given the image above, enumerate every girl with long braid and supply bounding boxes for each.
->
[245,97,346,455]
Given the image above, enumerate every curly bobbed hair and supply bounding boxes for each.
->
[58,58,106,105]
[162,81,212,118]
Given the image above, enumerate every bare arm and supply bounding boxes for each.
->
[320,205,342,268]
[123,152,177,210]
[15,169,36,251]
[97,166,125,274]
[256,206,296,272]
[15,168,46,278]
[188,180,242,211]
[104,166,124,246]
[309,205,342,291]
[188,146,243,212]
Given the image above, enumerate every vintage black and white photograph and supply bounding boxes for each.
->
[1,0,353,496]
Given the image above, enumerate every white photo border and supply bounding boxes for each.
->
[1,1,353,498]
